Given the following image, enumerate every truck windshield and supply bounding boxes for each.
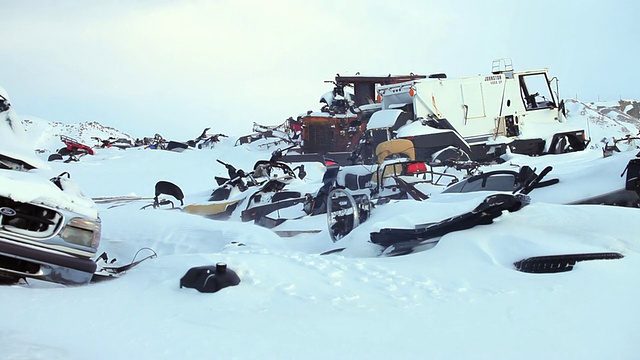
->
[519,73,556,110]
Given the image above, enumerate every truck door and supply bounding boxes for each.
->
[519,73,556,110]
[461,82,486,121]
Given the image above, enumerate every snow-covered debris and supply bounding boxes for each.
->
[21,117,136,154]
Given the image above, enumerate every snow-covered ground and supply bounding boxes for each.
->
[1,97,640,359]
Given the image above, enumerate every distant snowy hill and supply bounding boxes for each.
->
[587,99,640,120]
[585,99,640,134]
[548,99,639,161]
[20,117,136,154]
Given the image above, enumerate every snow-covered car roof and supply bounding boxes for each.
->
[0,103,50,170]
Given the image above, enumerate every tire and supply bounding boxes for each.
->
[326,188,370,242]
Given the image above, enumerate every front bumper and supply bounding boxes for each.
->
[0,237,96,285]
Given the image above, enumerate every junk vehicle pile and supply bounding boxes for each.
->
[1,59,639,287]
[264,58,589,166]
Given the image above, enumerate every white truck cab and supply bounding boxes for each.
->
[370,59,586,162]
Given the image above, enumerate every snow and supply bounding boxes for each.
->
[0,169,97,219]
[367,109,404,129]
[1,99,640,359]
[396,119,458,137]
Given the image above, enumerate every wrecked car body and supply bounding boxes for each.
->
[0,89,101,285]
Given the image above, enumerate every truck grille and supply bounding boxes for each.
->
[0,197,62,238]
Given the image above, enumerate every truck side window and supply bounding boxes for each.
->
[519,73,555,110]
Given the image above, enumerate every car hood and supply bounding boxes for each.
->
[0,168,98,219]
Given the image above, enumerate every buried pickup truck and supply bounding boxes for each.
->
[0,93,101,285]
[0,157,101,285]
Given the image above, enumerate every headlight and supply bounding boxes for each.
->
[60,217,101,248]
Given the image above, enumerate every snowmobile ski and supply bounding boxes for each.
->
[371,193,528,249]
[241,196,307,222]
[380,237,440,257]
[513,252,623,273]
[393,176,430,201]
[319,247,347,256]
[92,195,154,204]
[91,248,157,282]
[273,229,322,237]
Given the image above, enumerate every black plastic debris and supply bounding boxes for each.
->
[180,263,241,293]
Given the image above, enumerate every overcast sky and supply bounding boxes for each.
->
[1,0,638,139]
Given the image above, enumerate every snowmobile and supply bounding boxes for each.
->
[325,154,562,241]
[371,192,532,256]
[437,138,640,208]
[318,164,558,258]
[93,180,185,211]
[48,135,95,162]
[139,181,185,210]
[329,141,640,258]
[323,156,463,242]
[140,133,189,152]
[367,165,628,272]
[240,157,339,228]
[183,146,306,220]
[187,127,228,149]
[91,136,135,149]
[241,131,475,231]
[601,135,640,158]
[370,165,557,255]
[368,189,624,272]
[143,134,167,150]
[440,165,559,195]
[242,154,460,234]
[106,147,304,218]
[235,121,298,148]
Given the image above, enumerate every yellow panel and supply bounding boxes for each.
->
[375,139,416,164]
[183,200,241,216]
